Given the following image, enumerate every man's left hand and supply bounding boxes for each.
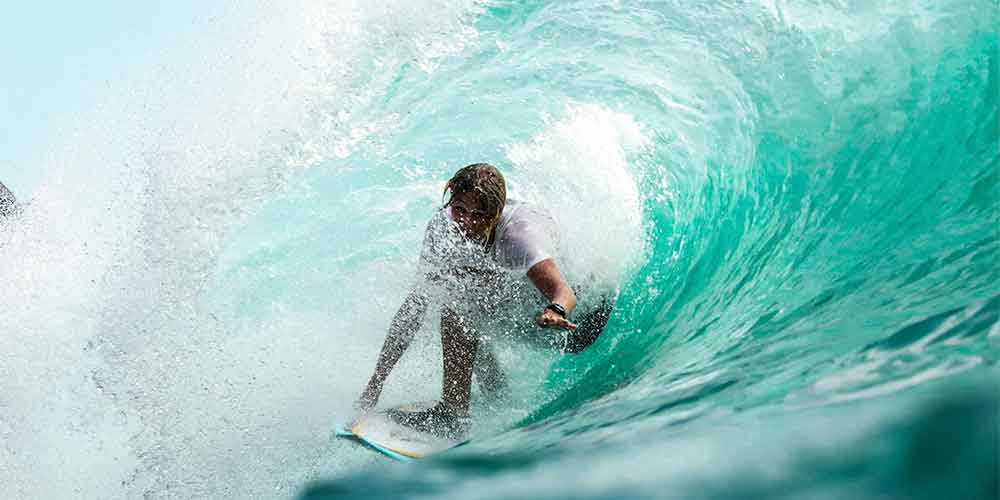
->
[536,308,578,330]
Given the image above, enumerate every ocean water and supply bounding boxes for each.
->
[1,1,997,499]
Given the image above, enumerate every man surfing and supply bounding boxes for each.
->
[355,163,612,438]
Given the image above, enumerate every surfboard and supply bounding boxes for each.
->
[335,402,464,461]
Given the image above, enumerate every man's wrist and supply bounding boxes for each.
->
[545,303,567,318]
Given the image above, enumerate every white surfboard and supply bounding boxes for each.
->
[335,402,464,461]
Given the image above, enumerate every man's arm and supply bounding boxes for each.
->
[357,289,430,411]
[527,258,578,330]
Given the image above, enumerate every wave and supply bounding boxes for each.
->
[1,0,996,498]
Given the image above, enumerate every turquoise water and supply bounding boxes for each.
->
[1,1,997,499]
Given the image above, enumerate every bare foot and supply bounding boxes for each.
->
[386,402,469,439]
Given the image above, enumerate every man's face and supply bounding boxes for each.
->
[450,192,493,239]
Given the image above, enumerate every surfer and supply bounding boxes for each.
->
[356,163,612,438]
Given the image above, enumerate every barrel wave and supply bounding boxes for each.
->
[1,1,996,499]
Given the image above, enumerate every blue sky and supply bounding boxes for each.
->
[0,2,210,197]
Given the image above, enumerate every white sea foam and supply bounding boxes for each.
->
[505,104,648,299]
[1,1,483,498]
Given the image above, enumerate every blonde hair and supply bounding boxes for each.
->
[443,163,507,225]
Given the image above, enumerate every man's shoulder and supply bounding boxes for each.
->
[501,199,552,225]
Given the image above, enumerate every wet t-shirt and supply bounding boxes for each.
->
[418,199,557,281]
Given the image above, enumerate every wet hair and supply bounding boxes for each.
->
[0,182,15,218]
[443,163,507,224]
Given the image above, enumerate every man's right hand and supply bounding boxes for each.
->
[536,307,578,330]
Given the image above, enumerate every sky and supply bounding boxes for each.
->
[0,1,210,198]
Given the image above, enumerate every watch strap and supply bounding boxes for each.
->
[545,303,567,318]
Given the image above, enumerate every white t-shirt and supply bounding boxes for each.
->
[419,199,558,280]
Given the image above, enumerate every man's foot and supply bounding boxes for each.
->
[386,403,469,440]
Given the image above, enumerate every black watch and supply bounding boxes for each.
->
[545,303,567,318]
